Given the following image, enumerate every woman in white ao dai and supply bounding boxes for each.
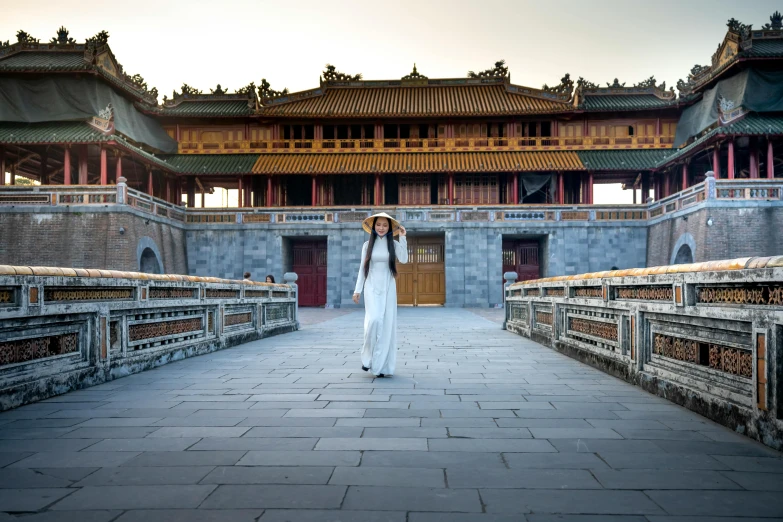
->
[352,213,408,377]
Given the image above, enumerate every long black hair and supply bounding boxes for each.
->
[363,217,398,279]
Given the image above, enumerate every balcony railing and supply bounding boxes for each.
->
[177,135,677,154]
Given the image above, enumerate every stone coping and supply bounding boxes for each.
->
[0,264,290,288]
[510,255,783,286]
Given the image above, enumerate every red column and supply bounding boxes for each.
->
[238,176,244,208]
[558,172,564,204]
[663,170,670,197]
[712,145,720,178]
[681,163,688,190]
[78,145,88,184]
[63,147,71,185]
[512,172,519,205]
[727,140,735,179]
[750,141,759,179]
[0,146,5,185]
[767,140,775,179]
[374,174,381,205]
[312,175,317,206]
[587,172,594,204]
[147,170,154,196]
[266,176,273,207]
[114,154,122,185]
[99,147,107,185]
[448,173,454,204]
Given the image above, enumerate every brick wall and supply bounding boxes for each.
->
[647,206,783,266]
[0,210,187,274]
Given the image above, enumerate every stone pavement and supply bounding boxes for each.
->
[0,308,782,521]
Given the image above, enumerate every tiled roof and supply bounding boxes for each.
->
[161,154,259,174]
[252,151,583,174]
[159,100,254,118]
[657,113,783,166]
[0,121,174,171]
[741,39,783,57]
[580,94,678,111]
[0,51,88,72]
[577,150,674,171]
[0,121,112,143]
[260,84,572,118]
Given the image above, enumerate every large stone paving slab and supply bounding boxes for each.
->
[0,308,782,520]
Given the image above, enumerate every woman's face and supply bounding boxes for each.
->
[374,218,390,237]
[265,276,272,283]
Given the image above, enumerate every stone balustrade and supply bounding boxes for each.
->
[505,256,783,449]
[0,266,298,410]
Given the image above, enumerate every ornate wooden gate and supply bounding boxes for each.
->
[292,240,327,307]
[502,240,540,284]
[397,236,446,306]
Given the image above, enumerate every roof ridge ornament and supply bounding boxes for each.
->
[763,10,783,30]
[541,73,574,96]
[606,78,626,88]
[402,63,427,80]
[467,60,508,78]
[322,64,362,82]
[51,26,74,45]
[15,30,39,44]
[259,78,289,101]
[88,103,115,134]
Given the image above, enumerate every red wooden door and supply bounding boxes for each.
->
[502,241,540,286]
[292,240,327,306]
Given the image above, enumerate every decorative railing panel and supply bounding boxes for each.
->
[505,255,783,450]
[0,266,298,410]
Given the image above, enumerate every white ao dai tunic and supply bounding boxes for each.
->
[354,235,408,376]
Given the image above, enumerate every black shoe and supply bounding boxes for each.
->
[377,374,385,378]
[361,366,370,372]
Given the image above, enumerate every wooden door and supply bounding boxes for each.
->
[502,240,540,287]
[292,240,327,306]
[397,236,446,306]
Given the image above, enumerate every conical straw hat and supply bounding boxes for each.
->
[361,212,401,236]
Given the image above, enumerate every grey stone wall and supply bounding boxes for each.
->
[647,203,783,267]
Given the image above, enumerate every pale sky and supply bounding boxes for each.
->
[2,0,780,205]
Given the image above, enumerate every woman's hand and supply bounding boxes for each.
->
[398,225,406,237]
[352,293,360,304]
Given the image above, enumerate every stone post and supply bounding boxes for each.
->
[284,272,300,329]
[116,176,127,204]
[502,271,518,330]
[705,170,716,200]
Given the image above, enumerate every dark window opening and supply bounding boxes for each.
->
[399,125,410,139]
[323,126,335,140]
[333,175,364,205]
[336,125,349,140]
[384,124,397,140]
[292,126,303,140]
[283,126,291,140]
[674,244,693,265]
[284,176,311,206]
[304,125,314,140]
[540,122,552,137]
[364,124,375,139]
[628,126,635,137]
[384,174,399,205]
[350,125,361,140]
[140,247,162,274]
[430,174,439,204]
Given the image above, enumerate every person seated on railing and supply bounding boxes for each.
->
[266,275,276,283]
[243,272,252,282]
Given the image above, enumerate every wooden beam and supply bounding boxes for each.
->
[63,147,71,185]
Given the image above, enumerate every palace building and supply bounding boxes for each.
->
[1,15,782,307]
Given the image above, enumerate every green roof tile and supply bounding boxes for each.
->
[160,154,258,174]
[160,100,254,117]
[577,149,674,171]
[741,39,783,57]
[580,94,677,111]
[657,113,783,166]
[0,121,112,143]
[0,52,88,72]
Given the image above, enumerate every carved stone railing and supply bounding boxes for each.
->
[1,178,781,227]
[505,256,783,449]
[0,266,298,410]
